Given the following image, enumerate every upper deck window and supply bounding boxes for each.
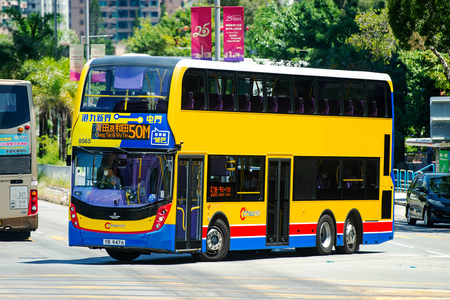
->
[0,85,31,129]
[81,65,174,113]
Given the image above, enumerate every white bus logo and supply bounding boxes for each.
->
[151,128,170,146]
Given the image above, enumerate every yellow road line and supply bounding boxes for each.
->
[415,233,447,239]
[394,234,412,239]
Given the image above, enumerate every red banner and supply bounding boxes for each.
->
[191,7,212,60]
[223,6,244,62]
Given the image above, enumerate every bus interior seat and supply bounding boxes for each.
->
[222,94,235,111]
[182,92,194,109]
[267,96,278,113]
[277,97,291,113]
[305,98,315,114]
[97,91,114,109]
[239,95,251,112]
[369,101,378,117]
[209,94,223,111]
[155,99,168,113]
[193,93,205,110]
[353,100,364,116]
[250,96,263,112]
[345,100,354,116]
[328,99,340,115]
[319,99,329,115]
[295,97,304,114]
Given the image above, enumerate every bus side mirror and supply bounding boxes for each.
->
[66,155,71,166]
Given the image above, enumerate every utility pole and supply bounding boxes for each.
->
[85,0,90,61]
[54,0,57,58]
[215,0,220,61]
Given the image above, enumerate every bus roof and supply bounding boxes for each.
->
[88,55,391,82]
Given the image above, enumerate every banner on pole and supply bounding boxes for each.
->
[191,7,212,60]
[91,44,106,82]
[223,6,244,62]
[69,44,84,81]
[91,44,105,59]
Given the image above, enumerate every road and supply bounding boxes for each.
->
[0,200,449,299]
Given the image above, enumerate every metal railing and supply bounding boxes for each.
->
[393,164,435,192]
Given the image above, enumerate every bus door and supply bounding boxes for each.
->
[266,158,290,246]
[175,157,203,250]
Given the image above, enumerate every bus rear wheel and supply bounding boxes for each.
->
[313,214,335,255]
[335,216,359,254]
[106,249,141,262]
[195,219,229,262]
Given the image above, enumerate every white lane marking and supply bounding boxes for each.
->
[425,250,450,258]
[388,241,415,248]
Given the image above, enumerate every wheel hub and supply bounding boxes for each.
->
[345,222,356,246]
[319,222,332,248]
[206,228,222,251]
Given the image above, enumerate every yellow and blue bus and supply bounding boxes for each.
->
[0,80,38,239]
[69,55,394,261]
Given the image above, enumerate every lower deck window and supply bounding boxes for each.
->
[294,156,380,201]
[208,155,264,202]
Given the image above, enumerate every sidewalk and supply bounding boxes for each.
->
[394,191,407,206]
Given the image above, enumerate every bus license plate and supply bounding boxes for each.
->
[103,239,125,246]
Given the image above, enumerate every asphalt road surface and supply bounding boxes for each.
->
[0,200,449,299]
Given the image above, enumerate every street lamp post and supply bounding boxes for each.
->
[215,0,220,61]
[85,0,90,61]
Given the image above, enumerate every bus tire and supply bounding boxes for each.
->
[313,214,335,256]
[335,216,358,254]
[106,249,141,262]
[196,219,229,262]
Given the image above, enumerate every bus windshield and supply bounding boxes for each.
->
[72,149,173,208]
[0,85,31,129]
[81,65,173,113]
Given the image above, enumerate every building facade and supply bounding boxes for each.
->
[71,0,187,43]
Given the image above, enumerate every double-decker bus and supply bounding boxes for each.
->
[69,55,394,261]
[0,80,38,239]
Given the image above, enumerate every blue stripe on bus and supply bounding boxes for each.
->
[68,222,175,252]
[363,231,393,245]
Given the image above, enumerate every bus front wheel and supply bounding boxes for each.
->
[314,214,335,255]
[195,219,229,262]
[106,249,141,262]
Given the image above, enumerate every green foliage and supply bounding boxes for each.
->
[37,135,66,166]
[2,8,56,61]
[347,8,398,64]
[126,8,192,56]
[398,50,440,137]
[388,0,450,52]
[246,0,341,63]
[387,0,450,87]
[38,173,70,189]
[22,57,77,161]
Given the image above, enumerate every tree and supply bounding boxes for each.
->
[22,58,78,160]
[388,0,450,89]
[0,33,20,78]
[246,1,341,64]
[1,8,56,61]
[89,0,114,55]
[347,8,398,64]
[126,8,191,56]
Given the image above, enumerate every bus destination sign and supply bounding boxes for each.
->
[92,123,150,140]
[210,184,233,198]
